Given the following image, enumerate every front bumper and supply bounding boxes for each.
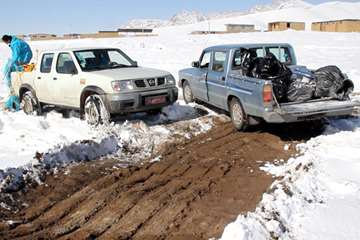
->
[104,87,178,114]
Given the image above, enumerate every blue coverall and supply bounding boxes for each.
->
[2,36,32,111]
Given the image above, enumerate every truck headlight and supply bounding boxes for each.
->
[166,75,176,85]
[111,80,134,92]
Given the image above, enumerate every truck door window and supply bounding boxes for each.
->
[40,53,54,73]
[56,53,77,74]
[212,51,226,72]
[266,47,292,65]
[200,51,211,69]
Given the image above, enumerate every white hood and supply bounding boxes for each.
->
[88,67,170,80]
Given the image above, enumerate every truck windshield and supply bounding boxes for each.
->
[74,49,137,71]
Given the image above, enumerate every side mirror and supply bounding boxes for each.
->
[133,61,138,67]
[192,61,200,68]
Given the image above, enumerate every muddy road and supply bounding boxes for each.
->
[0,122,301,240]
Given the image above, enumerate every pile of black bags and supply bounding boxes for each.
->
[239,49,354,103]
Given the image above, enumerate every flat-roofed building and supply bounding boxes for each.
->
[268,22,305,31]
[29,33,58,41]
[312,19,360,32]
[225,24,255,33]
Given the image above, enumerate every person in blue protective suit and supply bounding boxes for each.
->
[2,35,33,111]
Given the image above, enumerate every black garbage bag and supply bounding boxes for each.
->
[252,53,292,102]
[287,76,316,102]
[314,65,354,100]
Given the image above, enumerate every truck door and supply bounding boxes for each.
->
[35,53,55,103]
[52,52,80,107]
[207,51,228,109]
[191,51,211,101]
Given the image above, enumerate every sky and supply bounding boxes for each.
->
[0,0,358,35]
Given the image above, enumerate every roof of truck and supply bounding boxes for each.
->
[40,47,118,53]
[204,43,293,51]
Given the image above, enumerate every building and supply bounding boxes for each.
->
[63,33,81,39]
[29,33,58,41]
[16,35,27,40]
[79,31,121,39]
[117,28,153,33]
[191,31,226,35]
[225,24,255,33]
[268,22,305,31]
[97,31,121,38]
[312,19,360,32]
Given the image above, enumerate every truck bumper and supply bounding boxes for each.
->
[105,87,178,114]
[263,105,358,123]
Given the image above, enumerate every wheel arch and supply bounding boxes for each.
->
[19,84,37,101]
[80,86,107,115]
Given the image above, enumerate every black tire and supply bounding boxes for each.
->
[229,98,248,131]
[84,94,110,125]
[146,108,162,115]
[183,81,194,104]
[21,91,42,115]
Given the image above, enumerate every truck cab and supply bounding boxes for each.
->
[179,44,359,130]
[12,48,178,124]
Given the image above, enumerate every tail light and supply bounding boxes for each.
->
[263,84,273,104]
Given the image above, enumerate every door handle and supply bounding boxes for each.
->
[37,77,41,80]
[220,76,226,81]
[53,77,57,80]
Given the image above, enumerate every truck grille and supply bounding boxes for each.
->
[134,77,166,88]
[134,79,146,88]
[157,77,165,86]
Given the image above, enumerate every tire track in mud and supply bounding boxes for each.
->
[0,122,297,240]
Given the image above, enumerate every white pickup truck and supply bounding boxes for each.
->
[12,47,178,124]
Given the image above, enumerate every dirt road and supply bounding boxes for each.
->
[0,122,297,240]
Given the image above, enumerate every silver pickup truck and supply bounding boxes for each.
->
[179,43,360,130]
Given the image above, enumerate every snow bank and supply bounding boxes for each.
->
[220,117,360,240]
[0,102,218,197]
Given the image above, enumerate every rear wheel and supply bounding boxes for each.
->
[21,91,42,115]
[229,98,248,131]
[84,95,110,125]
[183,81,194,104]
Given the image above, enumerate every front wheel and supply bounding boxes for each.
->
[84,95,110,125]
[229,98,248,131]
[183,81,194,104]
[21,91,42,115]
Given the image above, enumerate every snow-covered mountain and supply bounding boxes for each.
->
[169,10,207,26]
[248,0,312,13]
[121,0,314,29]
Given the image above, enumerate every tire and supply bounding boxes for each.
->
[146,108,162,115]
[21,91,42,115]
[183,81,194,104]
[229,98,248,131]
[84,94,110,125]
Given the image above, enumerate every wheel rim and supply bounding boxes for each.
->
[184,84,192,102]
[85,98,100,125]
[232,102,243,124]
[84,95,109,125]
[22,95,34,114]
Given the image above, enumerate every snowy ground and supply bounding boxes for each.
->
[0,1,360,238]
[221,118,360,240]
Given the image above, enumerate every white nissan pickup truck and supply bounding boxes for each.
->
[12,47,178,124]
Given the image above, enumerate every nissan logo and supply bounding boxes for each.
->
[148,79,156,86]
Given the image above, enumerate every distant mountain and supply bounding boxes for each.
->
[121,0,314,29]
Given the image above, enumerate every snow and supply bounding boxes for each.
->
[221,118,360,240]
[0,1,359,238]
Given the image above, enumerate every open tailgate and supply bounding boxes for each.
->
[276,99,360,121]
